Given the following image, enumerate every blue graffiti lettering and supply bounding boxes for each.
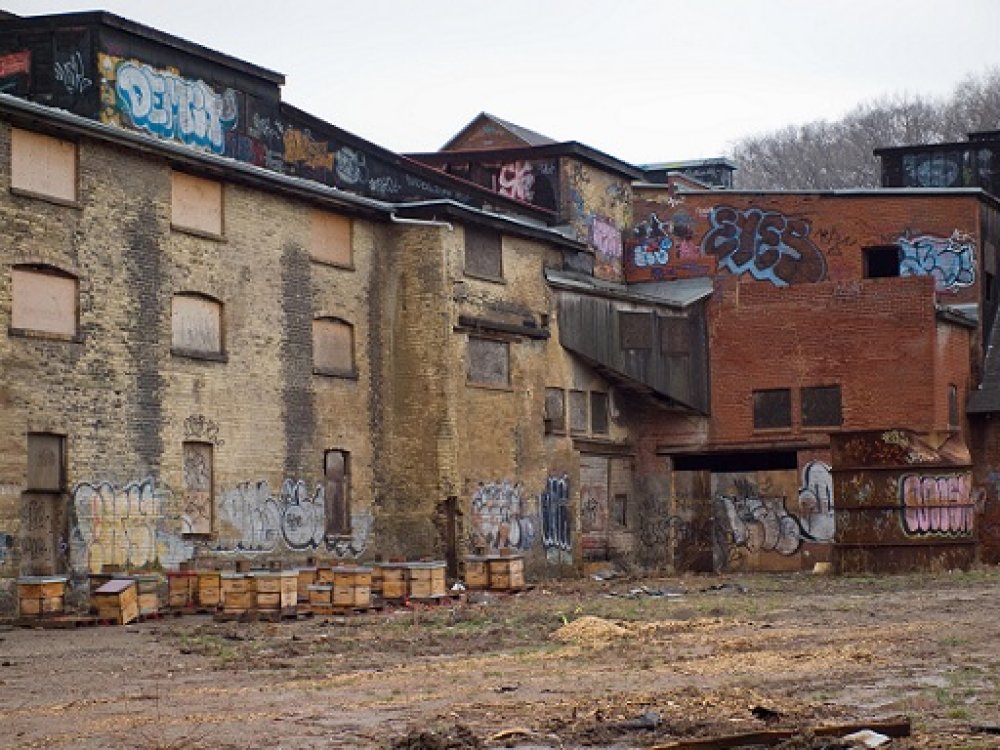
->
[899,232,976,290]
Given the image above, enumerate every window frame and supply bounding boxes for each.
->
[544,387,566,434]
[170,170,225,239]
[9,264,81,341]
[753,388,792,431]
[171,292,226,362]
[863,245,901,279]
[466,335,511,389]
[10,127,79,206]
[463,226,504,283]
[312,316,357,379]
[309,209,354,269]
[801,384,843,429]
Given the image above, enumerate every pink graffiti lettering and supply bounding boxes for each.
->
[591,217,623,261]
[0,50,30,78]
[497,161,535,202]
[900,473,974,535]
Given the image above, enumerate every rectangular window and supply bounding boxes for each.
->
[544,387,566,433]
[313,318,356,376]
[324,449,351,537]
[620,311,653,350]
[467,336,509,386]
[612,493,628,527]
[801,385,843,427]
[26,433,64,492]
[171,171,223,237]
[11,127,77,204]
[172,294,223,358]
[181,442,213,535]
[569,389,588,433]
[753,388,792,430]
[310,210,352,267]
[864,245,900,278]
[590,391,609,434]
[11,266,78,337]
[464,226,503,280]
[949,384,960,428]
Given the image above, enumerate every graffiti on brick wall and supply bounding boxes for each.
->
[54,51,93,96]
[797,461,835,542]
[0,50,30,94]
[898,231,976,291]
[497,160,535,202]
[100,54,238,154]
[630,211,699,268]
[216,480,369,556]
[183,414,225,446]
[590,216,624,275]
[0,532,10,565]
[900,472,975,535]
[702,206,826,286]
[716,479,801,555]
[470,480,536,552]
[71,478,192,574]
[540,475,571,557]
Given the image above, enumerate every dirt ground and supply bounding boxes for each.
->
[2,568,1000,750]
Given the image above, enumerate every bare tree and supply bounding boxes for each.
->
[730,67,1000,190]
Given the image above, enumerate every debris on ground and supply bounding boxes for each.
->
[841,729,891,748]
[700,582,749,594]
[391,723,483,750]
[549,615,628,644]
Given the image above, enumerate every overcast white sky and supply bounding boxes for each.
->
[3,1,1000,164]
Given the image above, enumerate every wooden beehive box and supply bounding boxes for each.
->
[133,574,162,615]
[221,573,254,614]
[489,556,524,591]
[296,567,317,602]
[408,562,446,599]
[197,571,222,608]
[308,584,334,613]
[376,563,408,600]
[332,566,372,608]
[464,557,490,590]
[93,579,139,624]
[252,570,297,612]
[314,566,335,585]
[167,571,198,608]
[17,576,67,618]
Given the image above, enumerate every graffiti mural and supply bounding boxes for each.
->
[216,479,369,556]
[71,478,192,574]
[0,50,30,94]
[716,479,801,556]
[898,231,976,291]
[900,472,975,535]
[540,474,571,558]
[701,206,826,286]
[470,480,535,552]
[630,211,699,268]
[797,461,835,542]
[100,54,238,154]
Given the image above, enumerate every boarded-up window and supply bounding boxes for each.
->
[569,389,588,433]
[544,387,566,433]
[467,336,509,386]
[753,388,792,429]
[313,318,355,376]
[26,433,64,491]
[620,311,653,349]
[181,442,213,535]
[310,210,352,266]
[801,385,842,427]
[11,128,77,203]
[591,392,609,434]
[11,266,78,336]
[172,293,223,356]
[464,227,503,280]
[612,493,628,527]
[171,171,223,236]
[324,449,351,536]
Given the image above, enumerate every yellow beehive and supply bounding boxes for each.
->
[252,570,298,611]
[221,573,254,614]
[331,566,372,608]
[133,575,162,615]
[167,571,198,608]
[489,557,525,591]
[18,576,67,617]
[296,567,317,602]
[196,571,222,608]
[408,562,446,599]
[92,579,139,624]
[377,564,408,600]
[464,557,490,590]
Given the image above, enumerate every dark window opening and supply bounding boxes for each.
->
[612,494,628,527]
[544,387,566,433]
[753,388,792,430]
[801,385,843,427]
[590,392,609,434]
[864,245,900,278]
[325,449,351,537]
[949,385,960,428]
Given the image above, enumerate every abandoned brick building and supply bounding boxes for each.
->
[1,10,999,607]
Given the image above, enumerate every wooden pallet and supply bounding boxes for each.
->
[16,614,98,629]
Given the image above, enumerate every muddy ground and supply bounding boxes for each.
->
[2,569,999,749]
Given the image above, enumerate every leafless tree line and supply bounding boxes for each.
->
[729,67,1000,190]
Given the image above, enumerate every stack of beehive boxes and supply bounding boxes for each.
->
[251,570,297,618]
[17,576,67,618]
[92,579,139,624]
